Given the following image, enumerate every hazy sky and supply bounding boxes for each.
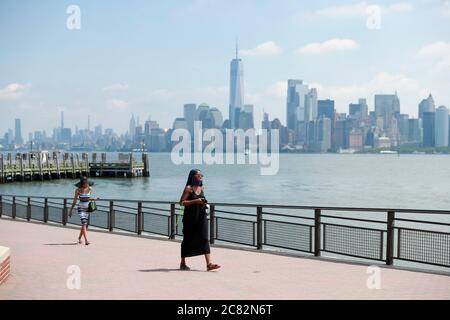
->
[1,0,449,137]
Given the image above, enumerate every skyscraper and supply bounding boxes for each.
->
[229,43,244,129]
[318,99,335,119]
[286,79,309,130]
[61,111,65,129]
[304,88,318,122]
[375,94,400,129]
[418,94,435,119]
[183,104,196,135]
[129,114,136,139]
[14,118,23,145]
[422,111,435,147]
[435,106,449,147]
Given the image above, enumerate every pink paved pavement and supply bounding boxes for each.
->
[0,217,449,300]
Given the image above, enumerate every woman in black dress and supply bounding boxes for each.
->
[179,169,220,271]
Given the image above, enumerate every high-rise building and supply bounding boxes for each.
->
[375,93,400,128]
[229,43,244,129]
[183,104,196,135]
[422,111,435,147]
[286,79,309,130]
[318,100,335,119]
[375,93,400,144]
[129,114,136,139]
[61,111,65,129]
[237,104,254,130]
[349,98,368,122]
[305,88,318,122]
[435,106,449,147]
[14,118,23,145]
[398,114,409,144]
[418,94,435,119]
[408,119,421,143]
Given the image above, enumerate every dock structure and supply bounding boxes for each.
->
[89,152,150,178]
[0,152,149,184]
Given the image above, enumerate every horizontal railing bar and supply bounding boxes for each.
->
[263,218,313,228]
[1,194,450,214]
[262,211,315,220]
[141,206,171,213]
[322,222,386,232]
[321,250,385,262]
[321,214,387,225]
[215,209,255,217]
[112,204,137,211]
[394,226,450,235]
[263,243,313,254]
[142,211,170,217]
[216,215,255,222]
[114,209,137,215]
[394,218,450,227]
[393,257,450,268]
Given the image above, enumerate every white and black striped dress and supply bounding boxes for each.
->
[77,188,92,225]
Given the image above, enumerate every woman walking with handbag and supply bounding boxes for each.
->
[69,176,97,245]
[179,169,220,271]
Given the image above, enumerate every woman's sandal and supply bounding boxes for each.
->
[180,263,191,271]
[85,241,91,246]
[77,239,82,244]
[207,263,221,271]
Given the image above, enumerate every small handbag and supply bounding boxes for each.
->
[87,200,97,213]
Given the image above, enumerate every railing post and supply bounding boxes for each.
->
[12,196,16,219]
[27,197,31,221]
[0,195,3,217]
[137,201,142,235]
[257,206,263,250]
[314,209,321,257]
[386,210,395,265]
[62,198,67,226]
[108,201,114,232]
[170,203,176,239]
[44,198,48,223]
[209,204,215,244]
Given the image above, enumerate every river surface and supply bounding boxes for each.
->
[1,153,449,210]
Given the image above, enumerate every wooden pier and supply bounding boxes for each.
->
[0,152,149,184]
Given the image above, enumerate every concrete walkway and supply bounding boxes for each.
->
[0,217,449,300]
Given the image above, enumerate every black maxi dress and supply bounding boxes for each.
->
[181,188,210,258]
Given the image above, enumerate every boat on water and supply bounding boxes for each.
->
[380,150,399,154]
[338,148,356,154]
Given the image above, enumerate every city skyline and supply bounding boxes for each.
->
[1,0,449,136]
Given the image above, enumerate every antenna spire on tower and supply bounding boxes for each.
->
[235,37,239,59]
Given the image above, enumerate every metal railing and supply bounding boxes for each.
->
[1,194,449,272]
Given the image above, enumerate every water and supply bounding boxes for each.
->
[1,153,450,211]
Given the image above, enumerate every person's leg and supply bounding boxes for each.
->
[78,226,83,243]
[83,225,89,243]
[204,253,211,265]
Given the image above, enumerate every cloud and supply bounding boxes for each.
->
[296,39,359,55]
[240,41,282,56]
[107,99,129,110]
[418,41,450,71]
[0,83,31,100]
[302,2,413,19]
[102,83,129,92]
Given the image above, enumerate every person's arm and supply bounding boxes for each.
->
[69,189,79,217]
[179,186,204,207]
[88,187,99,201]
